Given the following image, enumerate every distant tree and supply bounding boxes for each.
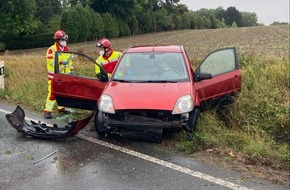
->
[162,0,180,12]
[91,0,136,21]
[174,3,188,15]
[90,11,104,40]
[0,0,39,37]
[135,0,157,33]
[102,13,119,38]
[128,15,139,35]
[46,14,61,33]
[214,7,226,21]
[155,7,172,31]
[231,21,238,28]
[61,9,79,42]
[117,19,131,37]
[220,18,227,28]
[67,0,91,7]
[202,16,211,29]
[35,0,61,26]
[185,11,197,29]
[195,8,213,18]
[181,12,191,29]
[240,12,258,27]
[270,21,289,26]
[195,15,204,29]
[224,6,242,27]
[172,14,183,29]
[138,10,156,33]
[209,14,219,29]
[67,3,91,41]
[194,8,221,29]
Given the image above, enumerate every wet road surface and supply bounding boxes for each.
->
[0,103,288,190]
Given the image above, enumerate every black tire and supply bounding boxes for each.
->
[188,108,200,132]
[94,111,107,137]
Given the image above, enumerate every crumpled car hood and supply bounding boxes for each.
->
[103,82,192,111]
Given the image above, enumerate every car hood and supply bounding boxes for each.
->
[103,82,192,111]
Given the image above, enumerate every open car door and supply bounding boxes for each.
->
[194,47,242,109]
[53,51,108,110]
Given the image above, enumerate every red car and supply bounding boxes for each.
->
[51,45,241,142]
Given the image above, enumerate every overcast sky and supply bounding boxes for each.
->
[179,0,289,26]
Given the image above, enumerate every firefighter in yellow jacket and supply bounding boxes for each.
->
[95,38,122,77]
[43,30,74,119]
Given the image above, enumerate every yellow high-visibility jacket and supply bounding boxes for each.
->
[46,43,73,80]
[95,51,122,76]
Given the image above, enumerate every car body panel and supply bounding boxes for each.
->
[125,45,183,53]
[194,70,241,101]
[52,51,108,110]
[54,74,106,110]
[193,47,241,106]
[53,46,241,112]
[104,82,192,110]
[51,46,241,141]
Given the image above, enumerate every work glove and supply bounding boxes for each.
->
[69,71,75,75]
[61,61,68,65]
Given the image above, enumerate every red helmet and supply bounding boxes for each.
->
[53,30,68,40]
[97,38,111,49]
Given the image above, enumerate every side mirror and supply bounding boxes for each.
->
[194,73,212,82]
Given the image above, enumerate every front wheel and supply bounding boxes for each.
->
[94,111,107,137]
[188,108,200,132]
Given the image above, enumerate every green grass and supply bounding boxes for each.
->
[1,26,289,170]
[174,54,289,169]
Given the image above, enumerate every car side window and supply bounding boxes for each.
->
[199,48,236,77]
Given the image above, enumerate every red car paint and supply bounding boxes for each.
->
[52,45,241,141]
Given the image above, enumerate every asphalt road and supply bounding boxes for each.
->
[0,102,288,190]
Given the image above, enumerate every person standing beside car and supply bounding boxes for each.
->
[43,30,74,119]
[95,38,122,78]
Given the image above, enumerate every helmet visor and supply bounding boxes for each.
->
[61,34,68,41]
[97,42,104,48]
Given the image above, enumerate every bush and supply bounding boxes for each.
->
[0,33,54,50]
[0,42,5,51]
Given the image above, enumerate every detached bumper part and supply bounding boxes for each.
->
[6,106,93,139]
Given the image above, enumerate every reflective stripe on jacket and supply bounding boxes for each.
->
[95,51,122,75]
[46,43,72,80]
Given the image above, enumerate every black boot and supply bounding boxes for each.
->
[44,112,52,119]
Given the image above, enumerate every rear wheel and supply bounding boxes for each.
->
[94,111,107,137]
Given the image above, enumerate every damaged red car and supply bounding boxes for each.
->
[54,45,241,141]
[6,45,241,142]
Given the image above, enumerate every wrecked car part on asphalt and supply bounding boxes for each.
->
[6,106,93,139]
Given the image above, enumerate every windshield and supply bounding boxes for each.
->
[112,52,189,82]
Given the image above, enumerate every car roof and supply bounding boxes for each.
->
[125,45,184,53]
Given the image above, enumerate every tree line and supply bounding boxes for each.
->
[0,0,268,50]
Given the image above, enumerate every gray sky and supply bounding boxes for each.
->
[179,0,289,25]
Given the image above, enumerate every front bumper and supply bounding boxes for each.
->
[6,106,93,139]
[102,111,184,142]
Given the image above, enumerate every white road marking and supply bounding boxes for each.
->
[0,108,12,114]
[77,133,251,190]
[1,107,251,190]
